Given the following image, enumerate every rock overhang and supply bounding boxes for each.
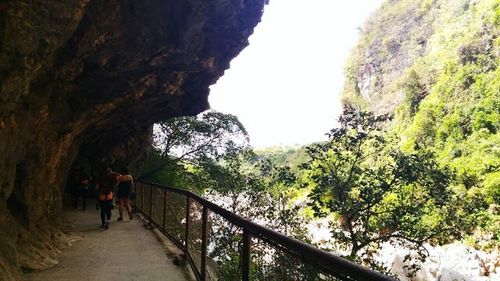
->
[0,0,267,279]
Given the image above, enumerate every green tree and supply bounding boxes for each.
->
[302,108,466,272]
[139,110,249,186]
[198,150,321,280]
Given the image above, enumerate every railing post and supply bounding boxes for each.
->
[200,206,208,281]
[162,189,167,232]
[140,182,144,211]
[184,197,190,249]
[149,183,153,223]
[241,230,251,281]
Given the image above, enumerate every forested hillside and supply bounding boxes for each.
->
[342,0,499,237]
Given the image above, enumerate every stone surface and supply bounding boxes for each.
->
[379,242,500,281]
[0,0,266,279]
[24,202,190,281]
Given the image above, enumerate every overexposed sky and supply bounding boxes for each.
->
[209,0,384,148]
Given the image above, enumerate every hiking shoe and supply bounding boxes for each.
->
[117,217,123,221]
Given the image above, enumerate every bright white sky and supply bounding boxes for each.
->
[209,0,384,148]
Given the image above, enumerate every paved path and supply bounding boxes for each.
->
[25,202,189,281]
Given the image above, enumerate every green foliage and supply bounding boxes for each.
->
[143,112,325,279]
[340,0,499,251]
[402,70,428,116]
[138,2,500,276]
[302,108,470,273]
[342,0,442,114]
[139,110,249,188]
[254,146,310,171]
[153,110,249,163]
[401,46,499,204]
[198,151,320,281]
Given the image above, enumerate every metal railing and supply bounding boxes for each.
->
[132,179,395,281]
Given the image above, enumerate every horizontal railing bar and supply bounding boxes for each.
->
[136,179,395,281]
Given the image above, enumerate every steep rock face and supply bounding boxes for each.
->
[342,0,499,117]
[0,0,266,279]
[342,0,439,115]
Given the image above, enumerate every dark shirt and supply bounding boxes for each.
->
[117,181,132,198]
[98,173,117,196]
[79,174,90,189]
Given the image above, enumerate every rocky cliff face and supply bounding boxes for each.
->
[0,0,266,279]
[342,0,440,115]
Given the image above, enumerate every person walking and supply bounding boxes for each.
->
[96,168,118,229]
[73,172,91,210]
[70,167,82,209]
[116,167,133,221]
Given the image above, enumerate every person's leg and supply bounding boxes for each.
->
[106,200,112,226]
[82,188,87,210]
[99,201,106,227]
[118,198,124,220]
[96,191,99,210]
[125,199,133,219]
[73,188,78,208]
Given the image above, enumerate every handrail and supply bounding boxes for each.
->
[133,179,396,281]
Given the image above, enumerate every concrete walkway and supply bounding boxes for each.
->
[24,201,189,281]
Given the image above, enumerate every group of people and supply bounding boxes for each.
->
[71,166,134,230]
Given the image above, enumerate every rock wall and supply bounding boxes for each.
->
[0,0,266,279]
[341,0,439,114]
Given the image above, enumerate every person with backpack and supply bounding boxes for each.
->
[71,166,91,210]
[96,168,118,229]
[74,172,91,210]
[116,167,133,221]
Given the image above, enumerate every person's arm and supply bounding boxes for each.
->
[113,174,122,195]
[117,175,133,182]
[128,176,134,198]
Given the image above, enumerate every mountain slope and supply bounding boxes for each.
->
[342,0,499,206]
